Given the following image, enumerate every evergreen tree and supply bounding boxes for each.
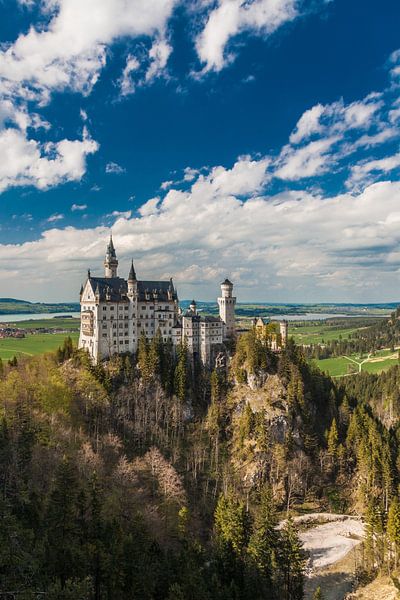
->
[279,517,305,600]
[45,457,83,588]
[174,341,189,403]
[214,493,251,557]
[247,487,279,598]
[327,418,339,458]
[387,496,400,569]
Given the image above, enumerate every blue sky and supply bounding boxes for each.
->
[0,0,400,302]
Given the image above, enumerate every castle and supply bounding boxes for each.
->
[78,237,236,365]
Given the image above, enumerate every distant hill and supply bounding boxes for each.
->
[0,298,30,304]
[0,298,80,315]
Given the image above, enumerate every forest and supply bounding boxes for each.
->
[1,325,400,599]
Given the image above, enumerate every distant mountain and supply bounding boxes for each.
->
[0,299,80,315]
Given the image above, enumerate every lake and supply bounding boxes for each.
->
[0,310,386,324]
[0,312,81,323]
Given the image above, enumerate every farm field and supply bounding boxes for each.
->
[289,319,381,345]
[0,332,79,360]
[314,348,399,377]
[0,317,80,330]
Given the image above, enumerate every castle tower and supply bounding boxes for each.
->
[279,320,288,347]
[218,278,236,339]
[104,235,118,278]
[189,299,197,314]
[127,260,137,296]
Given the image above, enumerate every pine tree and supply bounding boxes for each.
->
[174,341,188,403]
[45,456,83,588]
[214,493,252,557]
[278,516,305,600]
[247,487,279,598]
[327,418,339,458]
[387,496,400,569]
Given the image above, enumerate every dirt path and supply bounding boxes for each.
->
[293,514,365,600]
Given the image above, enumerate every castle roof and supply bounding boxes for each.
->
[137,280,176,301]
[221,278,233,286]
[88,277,128,302]
[87,276,177,302]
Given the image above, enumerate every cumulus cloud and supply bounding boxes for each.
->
[105,161,126,175]
[195,0,299,73]
[0,0,178,103]
[274,88,400,186]
[275,137,339,180]
[0,128,98,193]
[0,0,178,193]
[347,154,400,188]
[71,203,87,211]
[2,166,400,302]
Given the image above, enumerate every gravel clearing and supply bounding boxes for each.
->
[299,516,364,570]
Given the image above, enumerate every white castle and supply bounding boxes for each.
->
[78,237,236,365]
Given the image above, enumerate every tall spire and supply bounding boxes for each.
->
[107,234,116,258]
[128,259,136,281]
[104,234,118,278]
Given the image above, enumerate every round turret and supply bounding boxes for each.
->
[190,299,197,314]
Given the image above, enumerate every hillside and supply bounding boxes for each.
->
[0,331,399,598]
[0,297,80,315]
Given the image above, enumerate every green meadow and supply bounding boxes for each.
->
[289,322,372,345]
[314,348,399,377]
[0,332,79,361]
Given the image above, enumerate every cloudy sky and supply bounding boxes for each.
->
[0,0,400,303]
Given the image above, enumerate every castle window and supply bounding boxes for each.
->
[103,306,106,311]
[110,306,114,310]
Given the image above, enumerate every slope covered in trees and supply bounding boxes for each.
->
[0,329,400,598]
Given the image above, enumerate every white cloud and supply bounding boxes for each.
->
[347,153,400,188]
[195,0,299,73]
[47,213,64,222]
[184,167,199,181]
[105,161,126,174]
[71,203,87,211]
[0,127,98,193]
[274,137,339,180]
[0,0,178,103]
[138,197,160,216]
[2,168,400,302]
[107,210,132,219]
[289,96,382,145]
[390,49,400,83]
[145,36,173,82]
[160,180,174,190]
[119,55,140,96]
